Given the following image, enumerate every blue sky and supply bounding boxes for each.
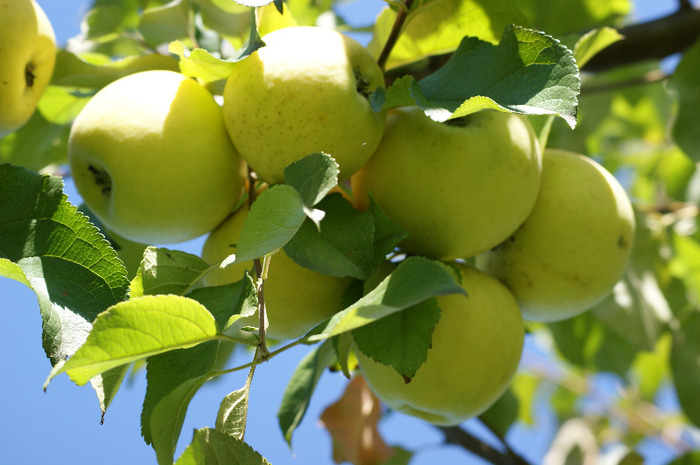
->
[1,1,695,464]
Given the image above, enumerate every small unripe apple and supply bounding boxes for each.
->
[0,0,56,138]
[69,70,245,244]
[477,149,636,322]
[201,205,353,341]
[222,26,386,184]
[356,264,524,426]
[352,107,542,261]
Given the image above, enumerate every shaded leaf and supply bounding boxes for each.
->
[671,38,700,161]
[374,25,579,128]
[319,375,395,465]
[278,339,335,445]
[139,0,190,47]
[143,341,219,465]
[671,311,700,427]
[308,257,464,342]
[352,298,441,382]
[284,194,375,279]
[573,27,624,68]
[368,0,528,69]
[0,164,129,365]
[235,185,307,262]
[51,49,179,90]
[130,246,210,298]
[284,152,339,208]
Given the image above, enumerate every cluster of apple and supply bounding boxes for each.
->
[2,3,636,427]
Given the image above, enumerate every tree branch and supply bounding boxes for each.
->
[385,6,700,85]
[582,6,700,71]
[437,425,531,465]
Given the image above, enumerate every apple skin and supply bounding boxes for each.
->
[69,70,245,245]
[0,0,56,138]
[222,26,386,184]
[356,264,524,426]
[476,149,636,322]
[201,205,353,341]
[351,107,541,261]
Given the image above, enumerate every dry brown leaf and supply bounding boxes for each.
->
[319,375,395,465]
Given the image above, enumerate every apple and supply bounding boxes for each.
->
[222,26,386,184]
[0,0,56,138]
[201,205,353,341]
[351,107,542,261]
[356,264,524,426]
[69,70,245,245]
[476,149,636,322]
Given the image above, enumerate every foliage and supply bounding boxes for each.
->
[2,0,700,464]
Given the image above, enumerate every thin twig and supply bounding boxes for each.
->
[247,166,270,359]
[377,0,415,71]
[478,416,527,464]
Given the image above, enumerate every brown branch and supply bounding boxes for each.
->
[377,0,415,71]
[437,425,531,465]
[247,166,270,359]
[385,7,700,85]
[582,7,700,71]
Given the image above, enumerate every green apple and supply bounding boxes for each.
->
[222,26,386,184]
[476,149,636,322]
[201,205,353,341]
[356,264,524,426]
[69,70,245,245]
[352,107,542,261]
[0,0,56,138]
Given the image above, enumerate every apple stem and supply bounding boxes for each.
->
[376,0,415,72]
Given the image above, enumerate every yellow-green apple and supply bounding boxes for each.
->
[222,26,386,184]
[352,107,542,260]
[201,205,353,340]
[0,0,56,138]
[356,264,524,426]
[477,149,636,322]
[69,70,245,245]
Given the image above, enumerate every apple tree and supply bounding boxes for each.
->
[1,0,699,464]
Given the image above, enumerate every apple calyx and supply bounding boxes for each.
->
[354,68,373,99]
[88,165,112,195]
[25,63,36,88]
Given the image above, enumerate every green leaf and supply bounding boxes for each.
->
[37,86,92,126]
[0,164,130,364]
[187,275,258,332]
[278,339,335,445]
[169,42,237,85]
[284,152,340,208]
[143,341,219,465]
[572,27,624,68]
[82,1,141,41]
[368,0,528,69]
[235,185,307,262]
[57,294,219,385]
[376,25,580,128]
[308,256,465,341]
[51,49,179,90]
[130,246,210,297]
[353,298,441,381]
[479,388,519,437]
[0,111,70,171]
[139,0,191,47]
[283,194,375,279]
[368,197,409,269]
[516,0,630,36]
[671,311,700,427]
[215,384,250,440]
[175,428,270,465]
[91,366,129,419]
[671,38,700,162]
[667,451,700,465]
[669,234,700,301]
